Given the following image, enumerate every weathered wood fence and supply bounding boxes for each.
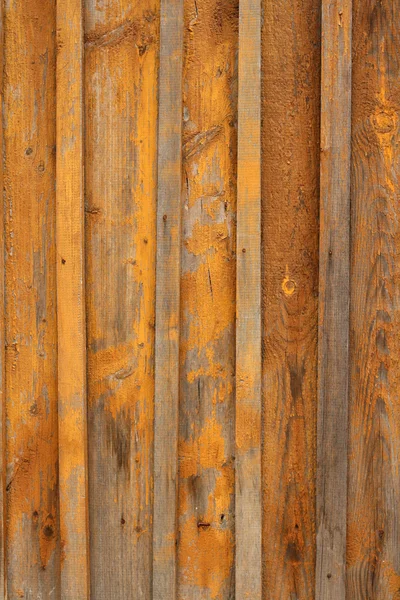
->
[0,0,398,598]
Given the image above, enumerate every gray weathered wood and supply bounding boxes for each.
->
[56,0,90,596]
[152,0,183,596]
[316,1,352,598]
[236,0,262,596]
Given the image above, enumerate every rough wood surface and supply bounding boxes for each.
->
[236,0,261,596]
[177,0,237,598]
[3,0,59,597]
[316,1,352,599]
[347,1,400,597]
[56,0,89,597]
[152,0,183,597]
[261,0,320,597]
[4,2,400,598]
[84,1,159,598]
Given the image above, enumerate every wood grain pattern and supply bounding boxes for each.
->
[152,0,183,597]
[316,1,352,598]
[4,2,400,598]
[347,1,400,598]
[236,0,261,596]
[84,0,159,598]
[177,0,238,598]
[261,0,320,597]
[56,0,89,597]
[3,0,59,597]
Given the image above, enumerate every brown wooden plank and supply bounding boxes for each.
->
[347,1,400,597]
[0,3,5,596]
[3,0,59,597]
[261,0,321,597]
[236,0,261,595]
[84,1,159,598]
[56,0,89,597]
[152,0,183,596]
[316,1,352,598]
[176,0,238,598]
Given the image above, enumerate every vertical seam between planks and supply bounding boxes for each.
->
[152,0,183,597]
[316,0,352,598]
[236,0,262,596]
[56,0,90,597]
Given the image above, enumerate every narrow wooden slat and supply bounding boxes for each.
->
[84,1,159,598]
[152,0,183,595]
[0,3,5,596]
[236,0,261,596]
[261,0,321,597]
[3,0,59,596]
[177,0,238,598]
[347,1,400,597]
[56,0,89,597]
[316,0,352,597]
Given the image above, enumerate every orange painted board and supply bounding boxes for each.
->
[56,0,90,597]
[177,0,238,598]
[236,0,261,595]
[3,0,59,596]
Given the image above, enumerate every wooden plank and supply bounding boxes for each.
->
[177,0,238,598]
[152,0,183,596]
[3,0,59,597]
[236,0,261,596]
[56,0,89,598]
[261,0,320,597]
[316,0,352,598]
[347,1,400,597]
[84,1,159,598]
[0,3,5,597]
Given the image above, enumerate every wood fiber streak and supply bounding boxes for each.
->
[3,0,59,597]
[85,1,159,598]
[56,0,89,597]
[347,1,400,598]
[316,1,352,598]
[236,0,261,596]
[177,0,238,598]
[261,0,320,598]
[152,0,183,596]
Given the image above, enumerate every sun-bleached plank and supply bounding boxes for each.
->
[56,0,90,596]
